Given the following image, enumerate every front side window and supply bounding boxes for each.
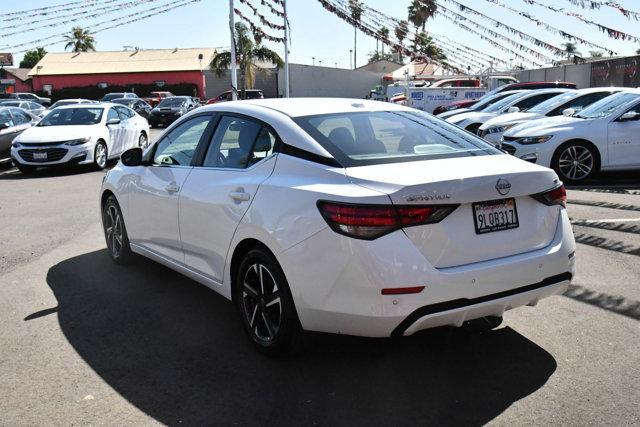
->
[295,110,500,167]
[10,108,31,125]
[153,115,211,166]
[107,108,120,122]
[548,92,618,116]
[0,110,14,128]
[482,93,525,113]
[203,116,264,169]
[115,106,134,119]
[513,93,562,112]
[38,108,104,126]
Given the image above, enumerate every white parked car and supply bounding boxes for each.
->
[101,98,576,354]
[447,89,572,135]
[436,90,525,120]
[479,88,621,145]
[501,90,640,182]
[11,103,150,174]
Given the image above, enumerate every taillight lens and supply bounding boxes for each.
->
[317,201,458,240]
[531,185,566,207]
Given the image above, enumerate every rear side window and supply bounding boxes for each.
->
[202,116,268,169]
[295,111,500,167]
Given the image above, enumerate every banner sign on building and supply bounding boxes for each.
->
[0,53,13,67]
[591,56,640,87]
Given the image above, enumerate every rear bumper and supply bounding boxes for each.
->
[280,209,576,337]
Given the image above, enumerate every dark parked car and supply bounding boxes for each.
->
[148,96,199,127]
[111,98,153,118]
[0,106,38,163]
[206,89,264,104]
[0,92,51,107]
[0,100,46,117]
[100,92,138,102]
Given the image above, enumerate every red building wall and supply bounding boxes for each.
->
[31,70,206,98]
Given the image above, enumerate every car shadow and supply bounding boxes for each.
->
[0,163,114,180]
[42,250,557,425]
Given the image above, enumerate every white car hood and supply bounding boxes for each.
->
[16,125,98,143]
[480,112,541,130]
[446,111,496,124]
[504,116,586,138]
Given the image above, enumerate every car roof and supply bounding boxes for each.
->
[220,98,411,118]
[55,103,109,109]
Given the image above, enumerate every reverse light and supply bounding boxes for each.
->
[317,201,458,240]
[65,137,91,146]
[531,185,566,208]
[516,135,553,145]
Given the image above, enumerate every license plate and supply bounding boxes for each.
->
[33,151,47,160]
[472,198,519,234]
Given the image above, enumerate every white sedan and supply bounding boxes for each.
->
[447,89,572,135]
[101,98,576,354]
[501,90,640,182]
[479,87,621,145]
[11,103,149,174]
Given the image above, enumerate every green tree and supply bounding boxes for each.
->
[395,20,409,61]
[63,27,96,52]
[367,51,393,64]
[348,0,364,68]
[562,42,580,60]
[210,22,283,95]
[636,47,640,55]
[19,47,47,68]
[589,50,603,58]
[408,0,436,31]
[413,32,446,61]
[377,26,390,55]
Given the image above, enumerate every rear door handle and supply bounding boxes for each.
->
[165,183,180,193]
[229,191,251,202]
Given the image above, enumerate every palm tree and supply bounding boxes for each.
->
[636,47,640,55]
[210,23,283,96]
[395,20,409,61]
[562,42,580,60]
[413,31,446,61]
[589,50,604,58]
[63,27,96,52]
[348,0,364,69]
[377,27,390,55]
[408,0,436,31]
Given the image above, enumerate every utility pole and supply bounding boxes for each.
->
[229,0,238,101]
[283,0,290,98]
[353,26,357,69]
[349,49,353,69]
[312,57,315,66]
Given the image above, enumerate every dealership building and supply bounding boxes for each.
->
[29,47,217,99]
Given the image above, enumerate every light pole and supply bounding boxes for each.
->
[229,0,238,101]
[349,49,353,69]
[312,57,315,66]
[283,0,290,98]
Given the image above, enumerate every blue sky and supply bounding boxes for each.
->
[3,0,640,70]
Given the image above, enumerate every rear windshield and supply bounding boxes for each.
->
[158,98,186,107]
[38,108,104,126]
[294,110,501,167]
[102,93,125,101]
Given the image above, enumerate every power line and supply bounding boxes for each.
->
[2,0,106,22]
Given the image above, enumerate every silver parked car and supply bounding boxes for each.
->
[0,106,39,163]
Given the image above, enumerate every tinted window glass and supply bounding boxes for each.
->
[549,92,615,116]
[158,98,186,108]
[514,93,561,111]
[107,108,120,122]
[295,111,500,166]
[203,116,262,169]
[153,115,211,166]
[115,106,134,119]
[10,108,31,125]
[39,108,104,126]
[471,92,517,111]
[576,92,640,119]
[483,93,526,113]
[0,110,15,127]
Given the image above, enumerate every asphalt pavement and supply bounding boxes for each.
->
[0,132,638,425]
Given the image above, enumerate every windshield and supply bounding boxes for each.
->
[482,93,525,113]
[575,92,640,119]
[294,110,501,167]
[158,98,186,108]
[0,101,21,107]
[38,108,104,126]
[471,92,517,111]
[528,92,577,113]
[51,100,82,108]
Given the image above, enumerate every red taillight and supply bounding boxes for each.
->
[381,286,425,295]
[532,185,566,208]
[317,201,457,240]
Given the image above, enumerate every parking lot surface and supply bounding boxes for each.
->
[0,130,638,424]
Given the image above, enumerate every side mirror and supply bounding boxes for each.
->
[0,123,9,131]
[106,118,120,125]
[121,147,143,167]
[619,111,640,122]
[562,108,576,117]
[507,106,520,113]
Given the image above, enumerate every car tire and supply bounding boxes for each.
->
[94,141,108,170]
[234,248,305,355]
[102,195,134,265]
[16,164,37,174]
[551,140,598,183]
[138,132,148,148]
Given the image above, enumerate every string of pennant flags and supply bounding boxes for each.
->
[520,0,640,43]
[0,0,201,52]
[480,0,616,55]
[564,0,640,21]
[0,0,163,38]
[238,0,286,31]
[233,8,286,42]
[2,0,107,22]
[258,0,286,18]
